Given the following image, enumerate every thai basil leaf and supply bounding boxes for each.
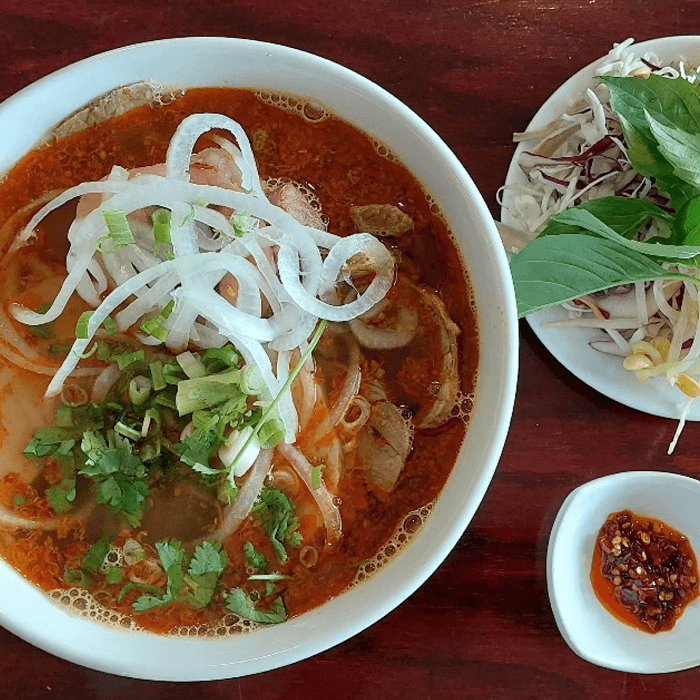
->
[676,194,700,245]
[601,76,700,210]
[550,208,700,261]
[645,110,700,190]
[509,233,698,317]
[600,74,700,138]
[539,196,672,239]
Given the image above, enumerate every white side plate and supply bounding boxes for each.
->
[502,36,700,421]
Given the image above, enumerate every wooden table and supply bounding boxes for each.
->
[2,1,700,698]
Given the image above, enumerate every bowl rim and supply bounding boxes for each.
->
[0,36,519,680]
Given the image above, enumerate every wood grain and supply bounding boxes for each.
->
[2,0,700,697]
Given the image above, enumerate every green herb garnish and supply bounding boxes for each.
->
[252,487,302,563]
[225,588,287,624]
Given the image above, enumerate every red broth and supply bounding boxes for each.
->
[0,88,477,633]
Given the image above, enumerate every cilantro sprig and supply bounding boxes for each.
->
[252,487,303,563]
[132,539,228,611]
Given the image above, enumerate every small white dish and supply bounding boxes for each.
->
[502,36,700,421]
[547,471,700,673]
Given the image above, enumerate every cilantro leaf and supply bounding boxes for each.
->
[184,540,228,608]
[156,539,187,599]
[253,488,303,563]
[79,431,149,526]
[188,540,228,576]
[45,478,76,514]
[118,581,162,603]
[64,567,90,587]
[44,441,77,514]
[225,588,287,624]
[132,539,186,611]
[171,426,221,474]
[244,541,268,573]
[105,566,123,585]
[132,539,228,611]
[82,536,111,574]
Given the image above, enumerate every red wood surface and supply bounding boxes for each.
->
[2,1,700,698]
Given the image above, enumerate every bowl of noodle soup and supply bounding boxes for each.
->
[0,38,517,679]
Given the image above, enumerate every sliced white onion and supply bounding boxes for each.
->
[219,426,261,478]
[277,442,342,545]
[211,448,273,541]
[91,364,121,403]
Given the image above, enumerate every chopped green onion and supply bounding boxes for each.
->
[141,408,161,438]
[129,376,152,406]
[29,303,54,339]
[311,465,322,490]
[105,566,123,585]
[247,573,293,581]
[139,300,174,342]
[152,208,172,244]
[114,421,142,441]
[98,210,135,253]
[97,341,111,361]
[53,404,74,429]
[75,311,93,340]
[162,362,184,385]
[240,365,266,395]
[202,345,239,370]
[230,211,256,238]
[75,342,99,359]
[139,439,161,462]
[12,494,25,506]
[149,361,167,391]
[258,418,285,449]
[228,319,327,473]
[115,350,145,371]
[49,344,71,355]
[153,393,177,409]
[102,316,118,336]
[75,311,118,340]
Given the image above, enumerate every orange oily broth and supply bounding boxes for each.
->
[0,88,477,631]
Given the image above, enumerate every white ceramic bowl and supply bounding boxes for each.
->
[0,38,518,680]
[548,471,700,673]
[502,36,700,422]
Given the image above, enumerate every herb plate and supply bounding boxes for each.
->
[502,36,700,422]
